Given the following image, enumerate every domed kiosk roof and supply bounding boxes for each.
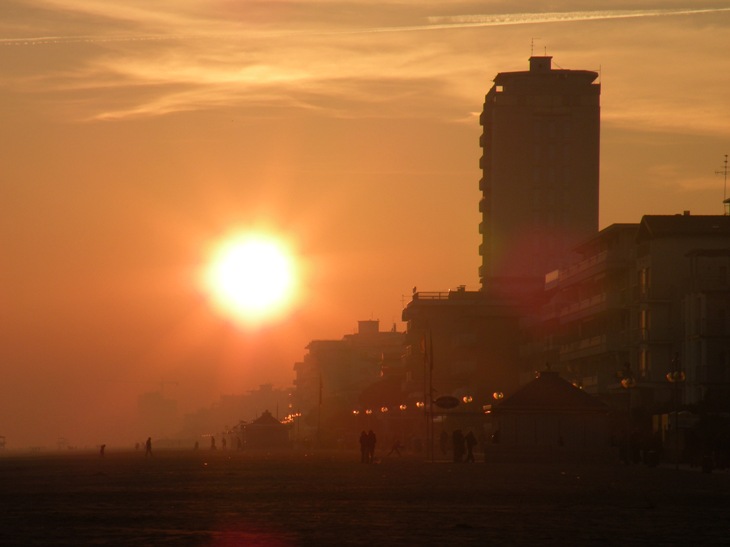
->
[495,370,609,414]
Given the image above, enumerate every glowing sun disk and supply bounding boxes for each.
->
[205,234,297,324]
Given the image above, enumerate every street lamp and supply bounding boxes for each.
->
[666,353,685,470]
[618,363,636,464]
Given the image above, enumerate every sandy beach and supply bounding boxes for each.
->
[1,449,728,546]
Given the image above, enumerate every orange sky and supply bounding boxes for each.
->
[2,1,729,448]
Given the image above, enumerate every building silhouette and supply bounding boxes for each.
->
[291,320,405,447]
[283,56,730,463]
[524,212,730,410]
[479,56,601,297]
[400,287,521,411]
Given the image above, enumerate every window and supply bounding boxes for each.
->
[639,349,650,379]
[638,267,651,297]
[639,309,650,341]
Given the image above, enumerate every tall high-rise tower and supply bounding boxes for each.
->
[479,56,600,295]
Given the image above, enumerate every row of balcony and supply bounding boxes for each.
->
[556,291,627,320]
[558,328,675,358]
[557,249,608,281]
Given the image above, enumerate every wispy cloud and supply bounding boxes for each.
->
[2,2,729,135]
[4,6,730,45]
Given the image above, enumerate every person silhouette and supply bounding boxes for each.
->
[367,430,377,463]
[359,431,368,463]
[465,431,477,462]
[145,437,152,457]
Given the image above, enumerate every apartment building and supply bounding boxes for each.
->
[478,56,600,295]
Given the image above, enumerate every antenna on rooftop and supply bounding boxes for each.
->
[716,153,728,201]
[530,37,541,56]
[716,154,730,215]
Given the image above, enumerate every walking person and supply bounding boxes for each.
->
[465,430,477,462]
[359,431,369,463]
[366,430,377,463]
[145,437,152,457]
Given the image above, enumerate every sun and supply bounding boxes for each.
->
[204,233,298,325]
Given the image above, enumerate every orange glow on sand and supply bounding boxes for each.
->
[204,232,299,326]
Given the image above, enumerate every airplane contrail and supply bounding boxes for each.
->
[1,7,729,46]
[363,7,730,34]
[426,7,730,27]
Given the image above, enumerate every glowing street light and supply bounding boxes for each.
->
[618,363,636,465]
[666,353,685,470]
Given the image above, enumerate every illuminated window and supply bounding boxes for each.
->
[638,267,651,296]
[639,350,650,379]
[639,309,650,341]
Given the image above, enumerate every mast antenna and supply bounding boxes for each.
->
[716,153,729,201]
[530,37,541,56]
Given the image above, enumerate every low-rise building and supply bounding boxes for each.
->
[401,287,522,422]
[291,320,405,446]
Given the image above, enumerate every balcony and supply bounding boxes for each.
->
[411,291,451,301]
[557,250,627,285]
[631,328,672,345]
[558,291,626,321]
[559,334,606,358]
[559,331,629,359]
[479,197,490,213]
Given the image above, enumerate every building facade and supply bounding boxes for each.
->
[401,287,522,411]
[634,215,730,407]
[525,213,730,412]
[543,223,638,393]
[478,56,601,295]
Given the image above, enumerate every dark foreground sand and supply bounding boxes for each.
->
[1,450,728,546]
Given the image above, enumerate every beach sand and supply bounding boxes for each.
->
[1,449,728,546]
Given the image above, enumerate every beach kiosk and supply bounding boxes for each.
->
[244,410,290,450]
[490,370,611,462]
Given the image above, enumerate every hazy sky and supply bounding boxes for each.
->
[2,0,729,447]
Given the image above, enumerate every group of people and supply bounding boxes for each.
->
[449,429,478,462]
[359,430,377,463]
